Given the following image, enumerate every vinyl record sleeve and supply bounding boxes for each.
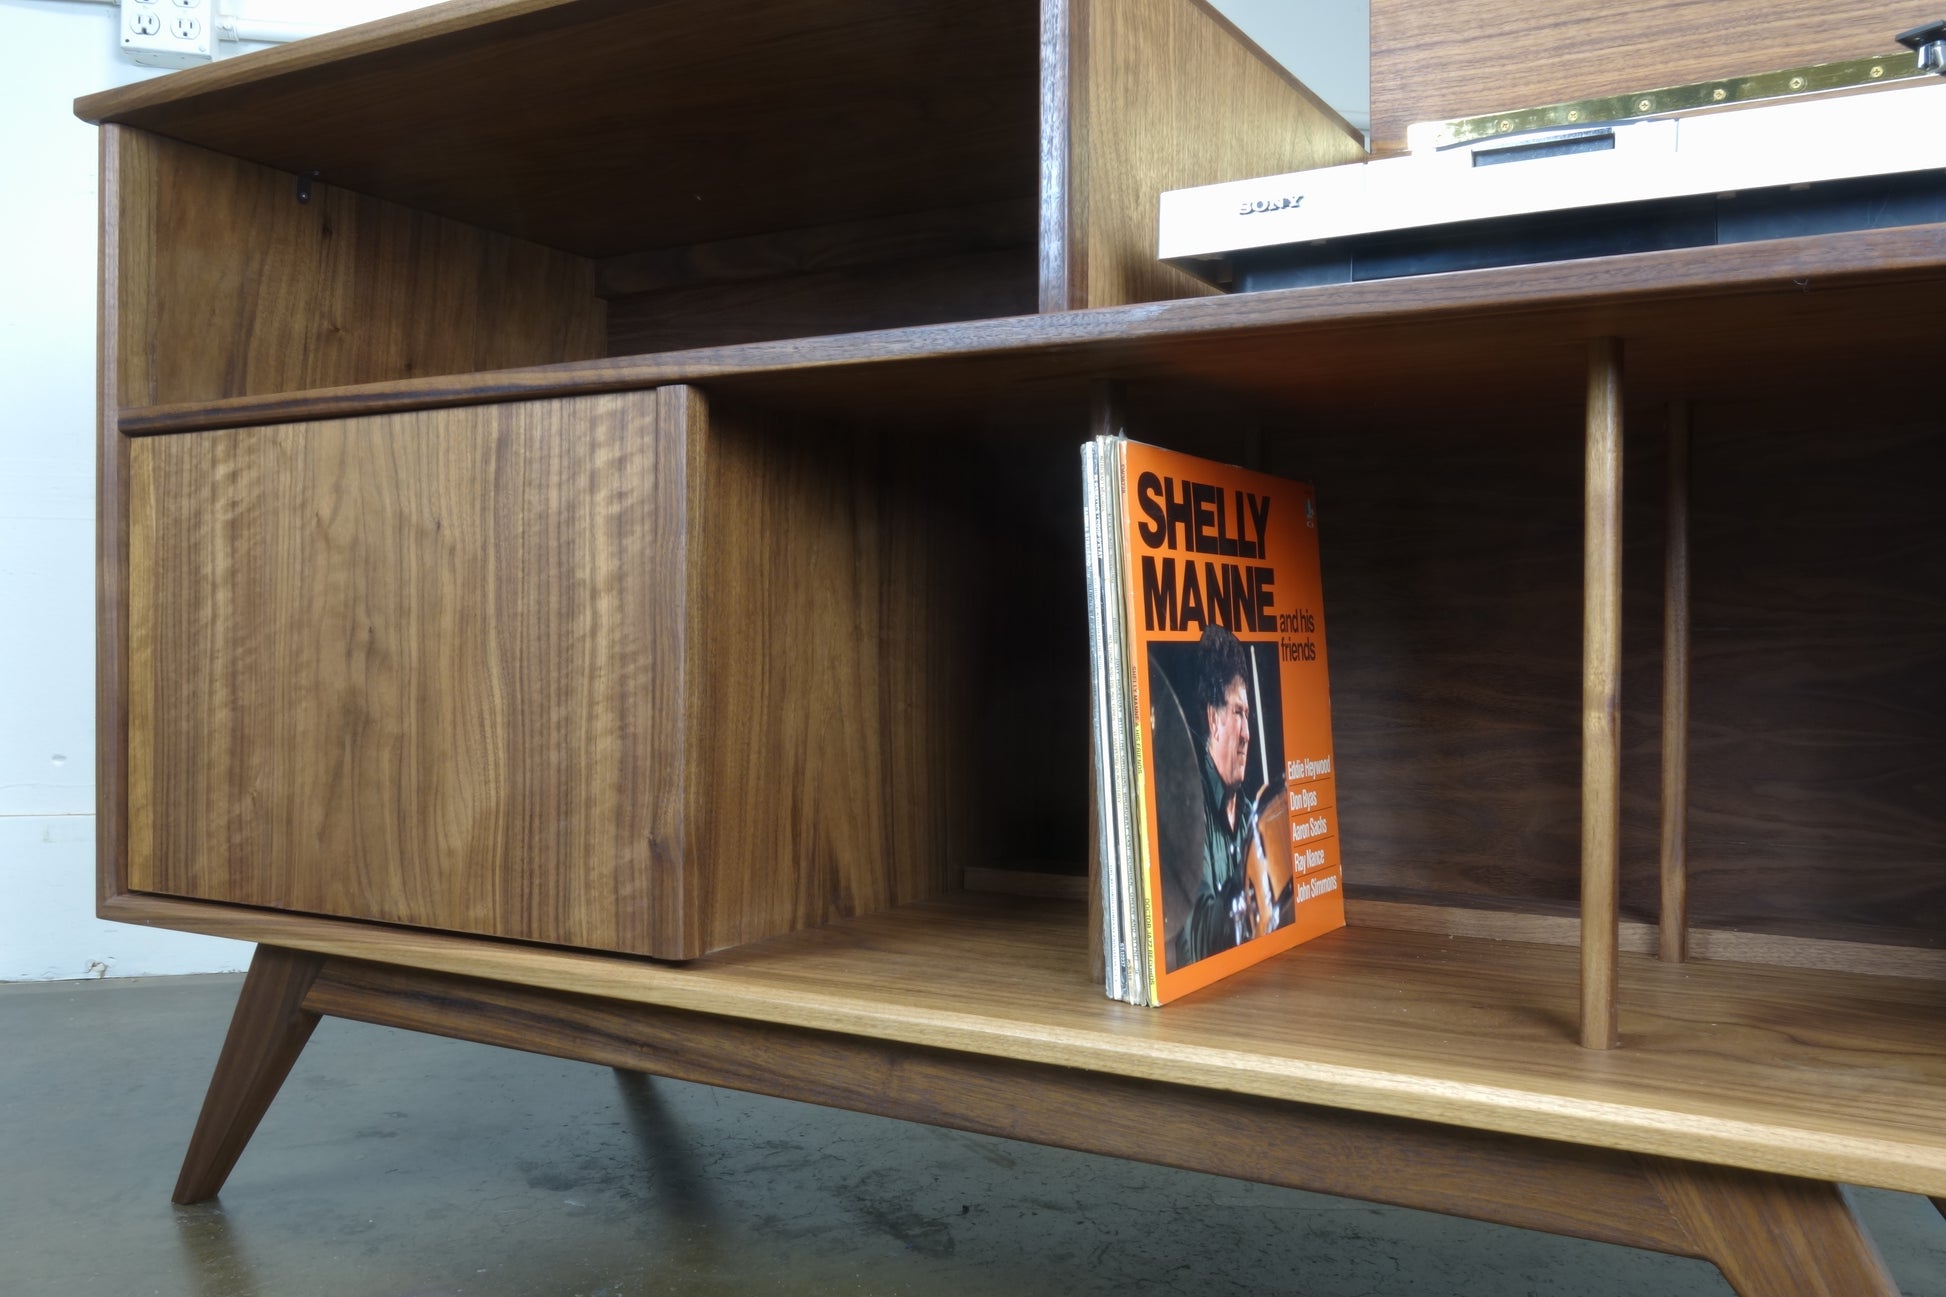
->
[1089,438,1343,1005]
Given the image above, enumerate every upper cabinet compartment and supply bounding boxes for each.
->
[79,0,1367,406]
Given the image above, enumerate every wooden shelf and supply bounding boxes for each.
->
[116,222,1946,437]
[104,889,1946,1197]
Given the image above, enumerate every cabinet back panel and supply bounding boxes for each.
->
[112,132,604,409]
[126,392,687,955]
[1670,401,1945,941]
[1258,399,1945,946]
[1267,413,1587,911]
[605,248,1039,356]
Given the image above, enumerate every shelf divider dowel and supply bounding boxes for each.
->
[1581,338,1624,1050]
[1660,400,1691,963]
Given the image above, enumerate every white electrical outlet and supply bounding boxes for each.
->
[122,0,213,69]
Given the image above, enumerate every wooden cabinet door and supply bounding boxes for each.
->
[126,389,692,956]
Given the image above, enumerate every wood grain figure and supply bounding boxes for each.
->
[1643,1157,1899,1295]
[128,392,692,954]
[125,389,964,958]
[1369,0,1925,152]
[683,401,969,953]
[112,132,604,407]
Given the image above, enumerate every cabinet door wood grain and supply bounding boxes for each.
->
[123,388,965,958]
[127,390,691,955]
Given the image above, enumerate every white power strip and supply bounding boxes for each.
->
[122,0,213,69]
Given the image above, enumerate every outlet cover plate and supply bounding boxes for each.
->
[122,0,213,69]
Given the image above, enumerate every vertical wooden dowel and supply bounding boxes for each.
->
[1581,338,1624,1050]
[1659,401,1691,963]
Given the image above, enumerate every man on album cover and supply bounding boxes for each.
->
[1171,625,1266,968]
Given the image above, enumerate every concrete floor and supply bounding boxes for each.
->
[3,975,1942,1297]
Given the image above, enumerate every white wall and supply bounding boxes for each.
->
[1214,0,1370,135]
[0,0,252,979]
[0,0,1362,981]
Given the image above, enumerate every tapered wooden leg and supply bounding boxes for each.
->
[1644,1157,1899,1296]
[173,945,325,1204]
[1934,1196,1945,1220]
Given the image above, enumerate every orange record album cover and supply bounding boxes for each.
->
[1083,437,1342,1005]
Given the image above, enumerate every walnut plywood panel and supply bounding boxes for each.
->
[1347,897,1946,981]
[1259,409,1586,916]
[605,248,1038,356]
[112,131,603,408]
[126,391,689,955]
[1045,0,1367,310]
[79,0,1041,262]
[1668,401,1946,940]
[96,126,142,905]
[1252,395,1946,954]
[1368,0,1923,152]
[102,890,1946,1197]
[599,200,1039,353]
[685,404,971,952]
